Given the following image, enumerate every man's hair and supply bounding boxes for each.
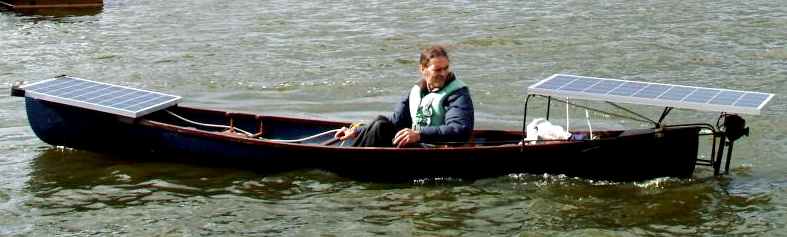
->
[419,45,449,68]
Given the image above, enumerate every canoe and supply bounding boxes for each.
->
[14,74,770,182]
[19,96,703,181]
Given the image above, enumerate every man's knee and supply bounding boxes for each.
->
[368,115,391,128]
[353,116,396,147]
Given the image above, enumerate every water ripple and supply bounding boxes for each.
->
[2,0,787,236]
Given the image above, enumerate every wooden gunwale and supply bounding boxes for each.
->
[141,105,611,153]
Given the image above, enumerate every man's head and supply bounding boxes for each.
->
[419,45,451,92]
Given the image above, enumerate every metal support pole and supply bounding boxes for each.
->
[522,95,533,148]
[547,97,653,124]
[709,133,717,165]
[713,133,727,176]
[724,141,735,174]
[606,102,658,126]
[546,96,552,120]
[565,98,570,131]
[657,107,673,126]
[519,95,533,152]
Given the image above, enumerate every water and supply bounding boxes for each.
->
[2,0,786,235]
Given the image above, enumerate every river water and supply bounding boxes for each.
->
[1,0,786,236]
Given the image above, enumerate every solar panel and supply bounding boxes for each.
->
[21,76,181,118]
[528,74,774,115]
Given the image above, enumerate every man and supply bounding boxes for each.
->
[334,45,474,147]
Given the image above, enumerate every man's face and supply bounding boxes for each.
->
[420,57,450,92]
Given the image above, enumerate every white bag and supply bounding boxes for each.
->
[524,118,571,143]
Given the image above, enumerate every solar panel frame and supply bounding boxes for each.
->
[528,74,774,115]
[21,76,182,118]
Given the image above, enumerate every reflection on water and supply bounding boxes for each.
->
[19,148,776,235]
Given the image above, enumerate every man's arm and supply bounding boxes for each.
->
[418,87,474,143]
[352,93,412,136]
[388,93,413,131]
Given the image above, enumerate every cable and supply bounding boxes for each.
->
[265,129,340,143]
[165,110,339,143]
[166,110,255,136]
[544,96,654,124]
[605,101,658,125]
[565,97,570,131]
[585,109,593,139]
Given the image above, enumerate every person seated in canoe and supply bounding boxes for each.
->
[334,45,474,147]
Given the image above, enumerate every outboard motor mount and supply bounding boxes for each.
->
[722,114,748,142]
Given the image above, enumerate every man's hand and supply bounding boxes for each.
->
[393,128,421,148]
[334,126,357,141]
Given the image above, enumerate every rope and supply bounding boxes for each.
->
[166,110,255,136]
[165,110,339,143]
[265,129,340,143]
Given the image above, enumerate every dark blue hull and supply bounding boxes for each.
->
[25,97,702,181]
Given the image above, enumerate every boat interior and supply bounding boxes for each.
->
[142,105,627,147]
